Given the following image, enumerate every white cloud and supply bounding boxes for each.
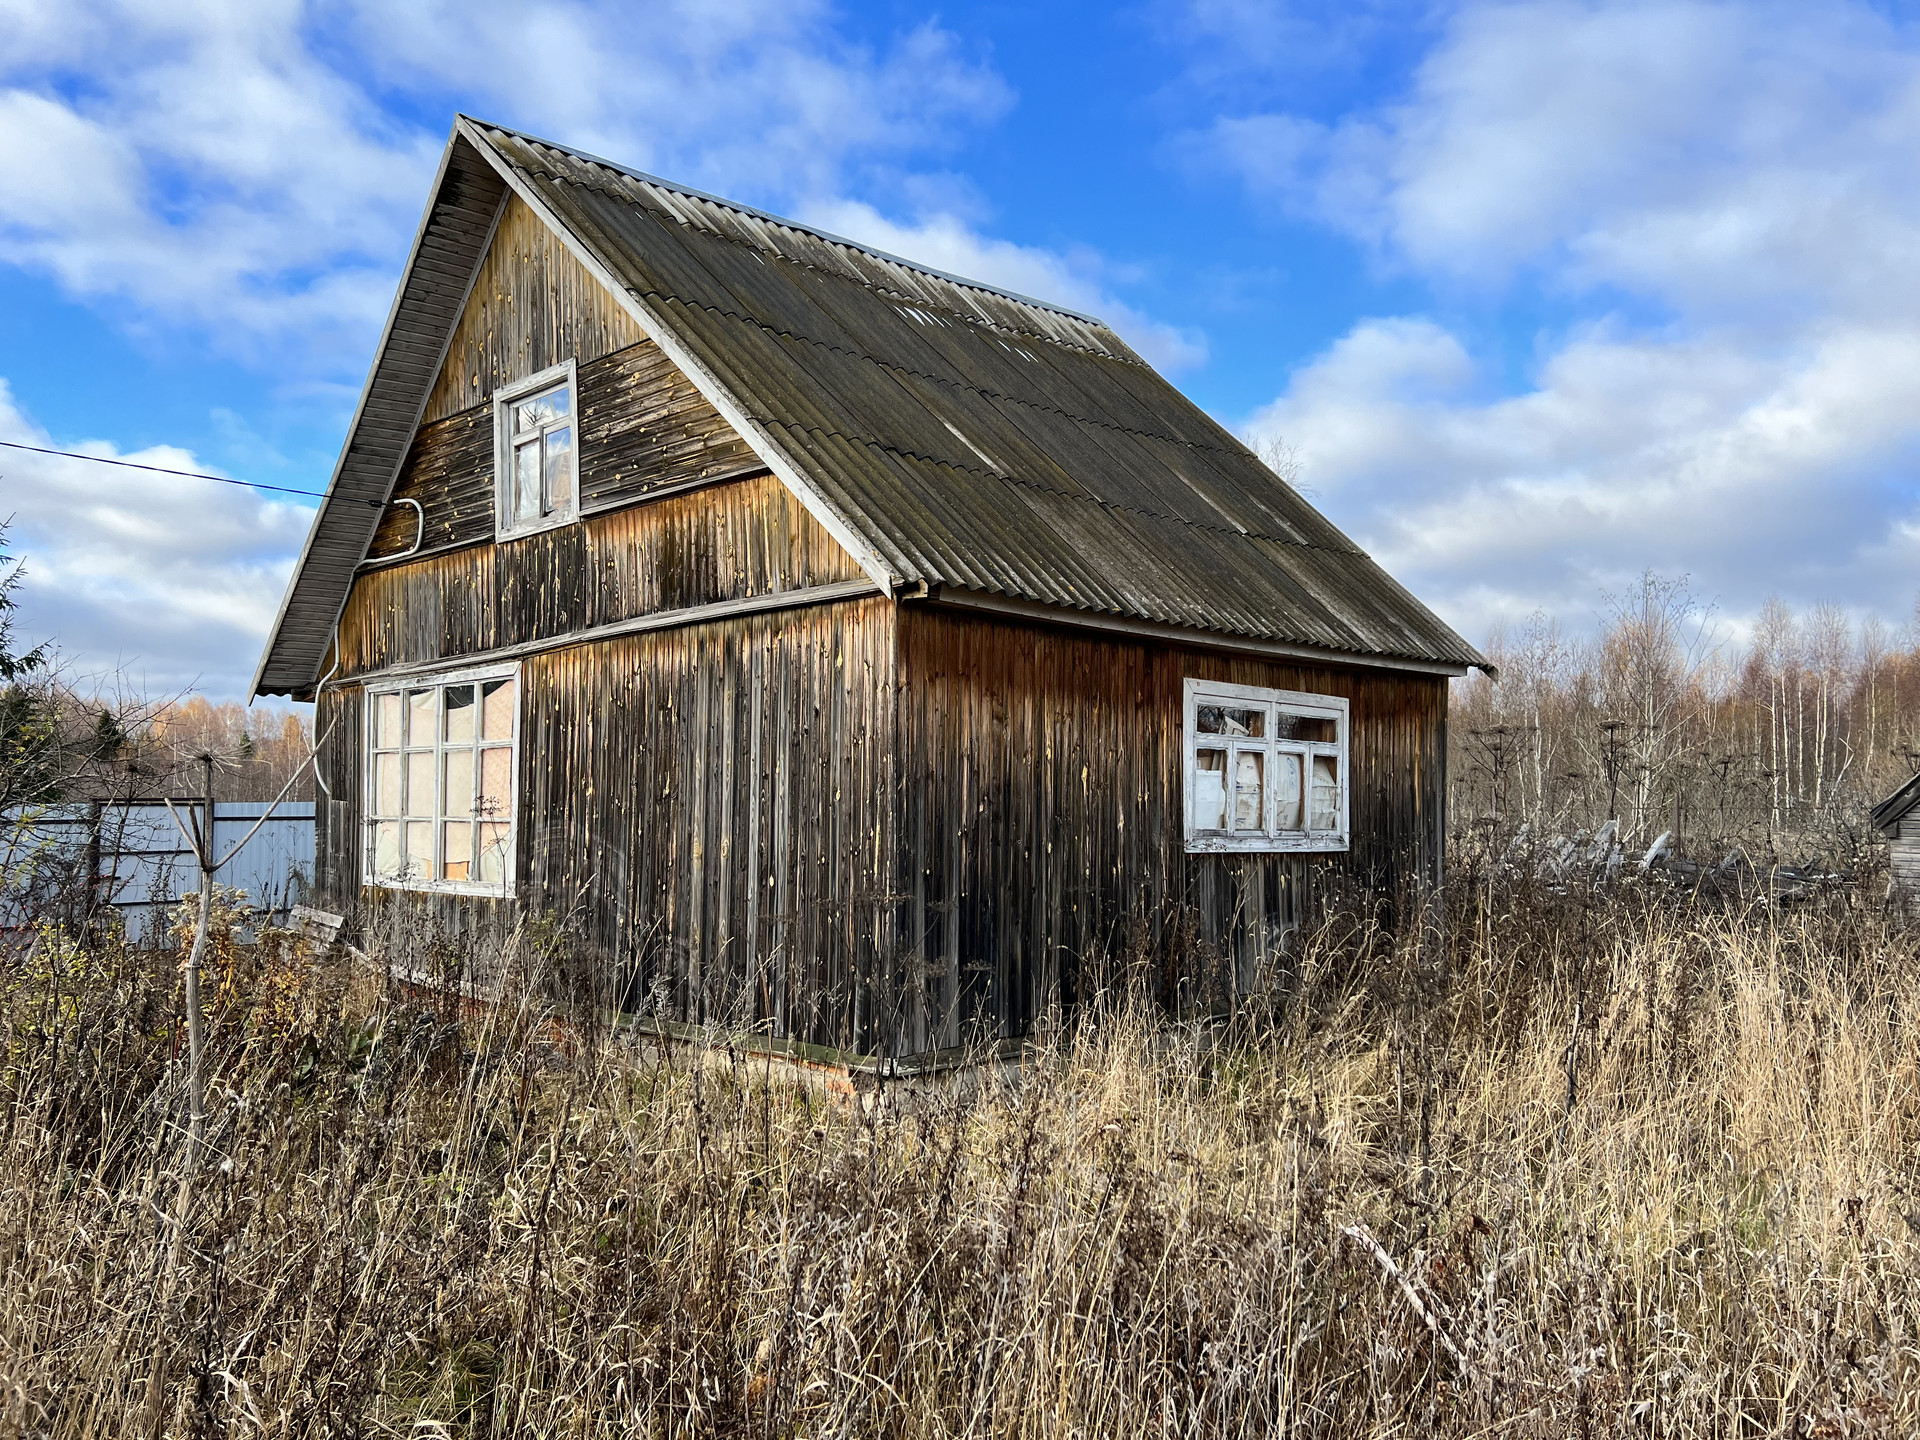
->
[1207,0,1920,314]
[0,0,1014,366]
[797,200,1209,372]
[0,0,1208,700]
[1253,314,1920,642]
[1213,1,1920,641]
[0,380,311,699]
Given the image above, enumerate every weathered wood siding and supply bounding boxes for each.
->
[316,574,1448,1057]
[312,596,895,1049]
[517,598,896,1045]
[368,338,763,561]
[343,473,868,675]
[1893,817,1920,907]
[424,193,643,425]
[887,605,1448,1052]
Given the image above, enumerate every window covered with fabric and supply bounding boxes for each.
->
[1183,679,1348,853]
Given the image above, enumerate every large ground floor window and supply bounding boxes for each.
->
[1184,679,1348,853]
[365,664,519,893]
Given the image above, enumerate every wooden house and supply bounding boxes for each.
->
[254,117,1487,1058]
[1872,774,1920,906]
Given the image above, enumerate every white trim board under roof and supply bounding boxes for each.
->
[254,117,1488,699]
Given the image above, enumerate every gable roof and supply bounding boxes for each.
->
[254,117,1486,698]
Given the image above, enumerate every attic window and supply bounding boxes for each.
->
[493,360,579,539]
[1184,679,1348,854]
[365,664,518,895]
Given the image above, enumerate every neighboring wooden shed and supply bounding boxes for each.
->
[1872,773,1920,905]
[255,117,1488,1059]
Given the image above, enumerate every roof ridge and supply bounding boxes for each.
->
[567,172,1138,364]
[461,116,1111,329]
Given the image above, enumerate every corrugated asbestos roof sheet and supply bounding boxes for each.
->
[478,126,1481,670]
[255,118,1482,697]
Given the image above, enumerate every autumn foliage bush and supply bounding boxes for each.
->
[0,868,1917,1437]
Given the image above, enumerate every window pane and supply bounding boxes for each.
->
[1310,755,1340,832]
[405,821,433,879]
[1192,749,1226,830]
[1274,713,1336,744]
[444,684,475,742]
[407,689,436,746]
[406,751,435,818]
[514,440,541,525]
[375,692,402,748]
[514,386,568,433]
[442,821,472,881]
[481,678,515,740]
[479,746,512,818]
[373,822,400,880]
[477,822,511,884]
[542,426,573,513]
[443,749,473,818]
[1232,750,1265,831]
[1196,705,1265,737]
[1274,752,1304,830]
[374,752,401,816]
[1198,706,1259,737]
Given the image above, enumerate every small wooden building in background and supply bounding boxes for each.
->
[255,117,1487,1060]
[1872,774,1920,905]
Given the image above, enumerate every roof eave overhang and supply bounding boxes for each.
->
[251,127,509,700]
[1871,771,1920,834]
[918,585,1479,678]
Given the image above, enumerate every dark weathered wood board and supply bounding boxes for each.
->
[516,596,896,1048]
[368,337,763,562]
[347,473,868,674]
[889,605,1447,1051]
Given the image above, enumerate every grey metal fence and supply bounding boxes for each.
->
[1,801,315,943]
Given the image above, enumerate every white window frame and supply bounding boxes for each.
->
[363,660,521,897]
[1183,679,1349,854]
[492,358,580,540]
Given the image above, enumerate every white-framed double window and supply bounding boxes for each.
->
[493,359,579,540]
[1184,679,1348,853]
[365,663,519,894]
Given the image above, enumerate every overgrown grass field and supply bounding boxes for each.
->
[2,874,1917,1436]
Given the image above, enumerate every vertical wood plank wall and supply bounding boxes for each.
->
[516,598,895,1048]
[1893,817,1920,909]
[423,194,644,425]
[318,580,1448,1057]
[887,606,1448,1053]
[315,597,895,1051]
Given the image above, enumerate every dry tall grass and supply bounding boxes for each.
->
[2,876,1917,1436]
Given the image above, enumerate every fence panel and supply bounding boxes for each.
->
[2,802,315,943]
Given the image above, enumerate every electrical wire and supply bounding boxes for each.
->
[0,439,378,507]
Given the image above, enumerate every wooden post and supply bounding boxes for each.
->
[182,756,213,1164]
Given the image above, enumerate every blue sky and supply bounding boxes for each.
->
[7,0,1920,698]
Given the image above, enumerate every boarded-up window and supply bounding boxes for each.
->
[366,665,518,893]
[494,359,579,540]
[1184,680,1348,853]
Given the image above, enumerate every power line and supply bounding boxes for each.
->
[0,440,378,507]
